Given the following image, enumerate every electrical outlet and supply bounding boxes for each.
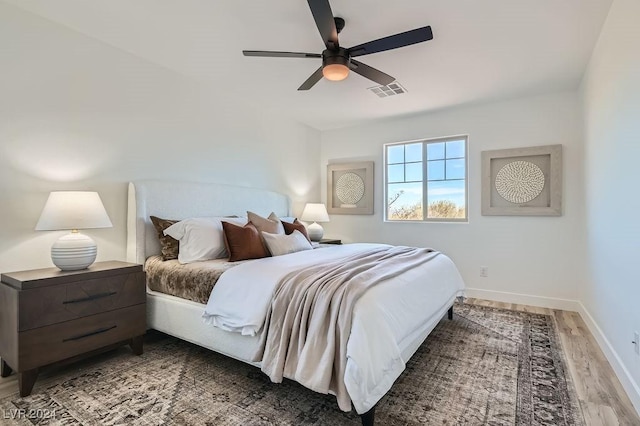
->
[480,266,489,277]
[634,331,640,355]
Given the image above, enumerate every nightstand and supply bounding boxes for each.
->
[319,238,342,245]
[0,261,146,397]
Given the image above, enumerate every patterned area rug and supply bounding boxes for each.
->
[0,304,584,425]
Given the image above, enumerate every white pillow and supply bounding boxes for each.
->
[164,217,246,264]
[261,230,313,256]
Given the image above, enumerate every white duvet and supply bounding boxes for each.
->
[203,243,465,413]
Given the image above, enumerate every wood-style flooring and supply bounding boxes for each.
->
[0,298,638,425]
[466,298,640,426]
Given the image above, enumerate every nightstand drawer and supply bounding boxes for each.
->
[18,271,145,331]
[18,304,145,371]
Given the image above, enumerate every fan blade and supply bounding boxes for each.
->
[298,66,324,91]
[350,60,395,85]
[348,26,433,57]
[243,50,321,58]
[307,0,339,49]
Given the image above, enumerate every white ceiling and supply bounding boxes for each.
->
[6,0,612,130]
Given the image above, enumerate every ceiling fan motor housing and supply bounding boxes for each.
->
[322,47,350,70]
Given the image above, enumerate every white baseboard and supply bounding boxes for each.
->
[464,287,582,312]
[465,287,640,416]
[576,302,640,416]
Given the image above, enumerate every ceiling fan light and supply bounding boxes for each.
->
[323,64,349,81]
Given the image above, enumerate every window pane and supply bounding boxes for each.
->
[446,158,465,179]
[405,143,422,162]
[387,145,404,164]
[427,142,445,160]
[446,140,465,158]
[387,164,404,183]
[384,136,467,222]
[427,180,466,219]
[427,160,444,180]
[405,162,422,181]
[387,182,423,220]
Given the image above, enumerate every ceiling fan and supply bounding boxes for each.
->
[242,0,433,91]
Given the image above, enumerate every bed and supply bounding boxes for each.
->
[126,180,465,425]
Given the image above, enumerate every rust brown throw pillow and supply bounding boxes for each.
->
[282,219,310,242]
[222,221,270,262]
[150,216,179,261]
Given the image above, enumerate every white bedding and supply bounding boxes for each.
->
[203,244,383,335]
[203,243,465,413]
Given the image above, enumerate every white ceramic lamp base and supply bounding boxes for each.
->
[307,222,324,242]
[51,231,97,271]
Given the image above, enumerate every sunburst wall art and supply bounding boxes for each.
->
[327,161,374,215]
[481,145,562,216]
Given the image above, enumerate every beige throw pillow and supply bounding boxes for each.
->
[262,230,313,256]
[247,211,285,235]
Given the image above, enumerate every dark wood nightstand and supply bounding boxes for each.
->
[319,238,342,245]
[0,261,146,397]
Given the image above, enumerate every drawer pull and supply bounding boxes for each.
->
[63,325,117,342]
[63,291,117,304]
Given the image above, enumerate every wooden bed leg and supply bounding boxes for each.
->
[360,406,375,426]
[448,306,453,320]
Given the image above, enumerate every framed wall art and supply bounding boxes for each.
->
[327,161,374,215]
[481,144,562,216]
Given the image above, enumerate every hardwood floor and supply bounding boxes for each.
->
[0,299,638,425]
[466,298,640,426]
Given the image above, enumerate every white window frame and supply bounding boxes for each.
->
[384,135,469,223]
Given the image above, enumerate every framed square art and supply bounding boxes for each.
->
[327,161,374,215]
[481,144,562,216]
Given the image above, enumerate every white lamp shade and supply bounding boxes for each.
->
[35,191,112,271]
[300,203,330,223]
[36,191,112,231]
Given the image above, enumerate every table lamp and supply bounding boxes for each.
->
[35,191,113,271]
[301,203,330,242]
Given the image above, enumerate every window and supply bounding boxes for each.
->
[384,135,468,222]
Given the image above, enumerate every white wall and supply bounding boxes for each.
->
[0,3,321,273]
[581,0,640,411]
[321,91,585,306]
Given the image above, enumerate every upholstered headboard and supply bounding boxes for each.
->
[126,180,291,265]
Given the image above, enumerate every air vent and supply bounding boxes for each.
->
[368,82,407,98]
